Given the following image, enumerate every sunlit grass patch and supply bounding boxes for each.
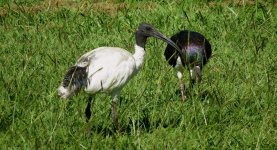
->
[0,0,276,149]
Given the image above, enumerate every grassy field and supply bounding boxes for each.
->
[0,0,276,149]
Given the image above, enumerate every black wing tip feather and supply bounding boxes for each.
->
[62,66,88,89]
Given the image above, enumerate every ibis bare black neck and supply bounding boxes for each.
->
[135,32,147,48]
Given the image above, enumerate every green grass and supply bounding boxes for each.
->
[0,0,276,149]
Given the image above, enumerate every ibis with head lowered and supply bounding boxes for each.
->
[164,30,212,101]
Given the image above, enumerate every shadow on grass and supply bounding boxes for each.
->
[84,88,213,137]
[0,117,13,133]
[85,111,182,137]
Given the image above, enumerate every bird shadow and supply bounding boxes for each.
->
[84,90,212,137]
[84,111,181,137]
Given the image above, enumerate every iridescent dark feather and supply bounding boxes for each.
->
[164,30,212,68]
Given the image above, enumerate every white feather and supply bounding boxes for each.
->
[72,45,144,95]
[175,56,184,79]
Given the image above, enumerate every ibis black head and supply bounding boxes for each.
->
[135,22,182,55]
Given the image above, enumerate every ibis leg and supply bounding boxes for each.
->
[177,71,186,101]
[112,92,119,129]
[112,101,118,129]
[190,66,202,85]
[189,68,196,87]
[195,66,202,83]
[85,96,93,122]
[179,79,186,101]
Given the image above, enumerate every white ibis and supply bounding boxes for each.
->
[57,23,182,128]
[164,30,212,101]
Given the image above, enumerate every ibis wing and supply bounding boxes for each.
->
[76,47,136,94]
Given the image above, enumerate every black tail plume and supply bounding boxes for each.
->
[62,66,87,92]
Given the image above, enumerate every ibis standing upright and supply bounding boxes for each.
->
[164,30,212,101]
[57,23,182,128]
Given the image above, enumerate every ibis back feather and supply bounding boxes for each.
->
[165,30,212,68]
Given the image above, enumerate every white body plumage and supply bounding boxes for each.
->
[58,45,145,99]
[81,46,144,96]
